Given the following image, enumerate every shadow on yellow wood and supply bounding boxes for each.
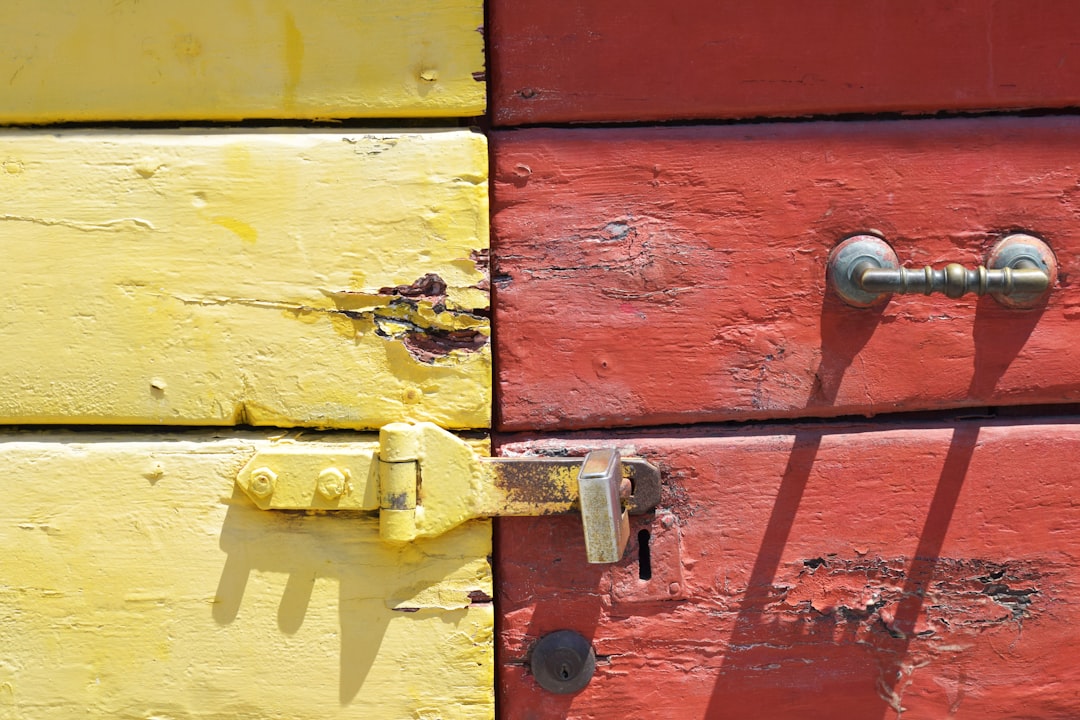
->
[0,431,493,718]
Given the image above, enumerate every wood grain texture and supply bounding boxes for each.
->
[490,0,1080,125]
[0,0,485,122]
[496,419,1080,719]
[0,130,490,429]
[493,118,1080,431]
[0,430,493,719]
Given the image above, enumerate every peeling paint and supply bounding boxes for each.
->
[379,273,448,300]
[470,249,491,291]
[468,590,493,604]
[334,273,489,364]
[165,273,490,366]
[780,556,1042,636]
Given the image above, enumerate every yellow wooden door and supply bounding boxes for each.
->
[0,4,492,718]
[0,0,485,122]
[0,130,490,430]
[1,431,492,718]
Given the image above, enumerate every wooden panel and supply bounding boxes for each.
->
[496,419,1080,719]
[0,0,484,122]
[493,118,1080,431]
[490,0,1080,125]
[0,130,489,429]
[0,431,493,719]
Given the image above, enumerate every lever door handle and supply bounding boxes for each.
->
[828,233,1056,308]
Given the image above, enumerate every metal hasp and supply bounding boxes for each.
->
[235,422,661,563]
[828,233,1057,308]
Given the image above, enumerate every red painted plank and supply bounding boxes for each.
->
[493,117,1080,431]
[489,0,1080,125]
[496,419,1080,719]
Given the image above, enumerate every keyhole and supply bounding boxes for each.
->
[531,630,596,694]
[638,529,652,580]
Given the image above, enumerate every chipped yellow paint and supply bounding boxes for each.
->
[0,430,493,719]
[0,129,490,429]
[0,0,485,122]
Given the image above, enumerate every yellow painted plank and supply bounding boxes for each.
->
[0,129,490,429]
[0,0,485,122]
[0,430,493,719]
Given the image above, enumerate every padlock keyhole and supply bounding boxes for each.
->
[637,529,652,581]
[559,664,571,680]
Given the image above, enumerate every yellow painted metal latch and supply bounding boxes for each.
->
[236,422,661,563]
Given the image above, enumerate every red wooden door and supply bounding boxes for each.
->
[497,421,1080,718]
[490,4,1080,718]
[493,119,1080,430]
[489,0,1080,125]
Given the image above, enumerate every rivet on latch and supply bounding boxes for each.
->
[316,467,348,500]
[530,630,596,695]
[249,467,277,499]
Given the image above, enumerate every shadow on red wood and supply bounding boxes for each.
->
[493,118,1080,431]
[496,419,1080,718]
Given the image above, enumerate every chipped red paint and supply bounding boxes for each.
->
[492,117,1080,431]
[495,420,1080,718]
[489,0,1080,125]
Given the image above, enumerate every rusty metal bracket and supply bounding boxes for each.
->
[486,455,660,516]
[236,422,661,563]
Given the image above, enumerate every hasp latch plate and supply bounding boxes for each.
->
[236,422,661,563]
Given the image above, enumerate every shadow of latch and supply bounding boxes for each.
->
[236,422,661,563]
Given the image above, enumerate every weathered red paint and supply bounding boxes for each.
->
[495,419,1080,719]
[489,0,1080,125]
[492,117,1080,432]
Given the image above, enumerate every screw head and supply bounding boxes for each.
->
[249,467,277,498]
[530,630,596,695]
[317,467,347,500]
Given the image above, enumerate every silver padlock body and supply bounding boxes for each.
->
[578,449,630,563]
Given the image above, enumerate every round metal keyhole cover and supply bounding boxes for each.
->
[530,630,596,694]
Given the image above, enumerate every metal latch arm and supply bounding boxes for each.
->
[236,422,661,563]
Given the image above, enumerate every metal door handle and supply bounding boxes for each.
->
[828,233,1056,308]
